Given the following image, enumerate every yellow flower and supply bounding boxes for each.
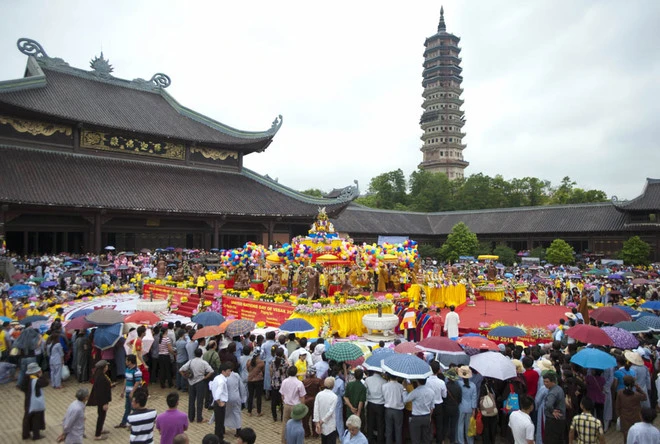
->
[203,300,211,306]
[155,279,162,285]
[256,321,266,328]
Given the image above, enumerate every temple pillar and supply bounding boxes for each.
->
[94,213,102,253]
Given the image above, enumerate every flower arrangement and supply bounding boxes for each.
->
[513,324,528,335]
[489,320,508,329]
[203,300,212,307]
[180,296,188,303]
[566,302,577,309]
[256,321,266,328]
[478,322,490,330]
[293,300,393,316]
[529,327,551,339]
[477,285,506,292]
[547,323,558,332]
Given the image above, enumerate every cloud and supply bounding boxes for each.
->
[1,0,658,200]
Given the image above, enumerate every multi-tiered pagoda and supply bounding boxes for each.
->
[419,7,468,179]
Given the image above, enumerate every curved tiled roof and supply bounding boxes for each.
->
[0,145,354,217]
[614,179,660,211]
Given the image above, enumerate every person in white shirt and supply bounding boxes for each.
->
[382,375,406,444]
[364,370,386,444]
[508,394,535,444]
[426,362,447,444]
[627,407,660,444]
[443,305,460,338]
[211,362,233,440]
[314,377,339,444]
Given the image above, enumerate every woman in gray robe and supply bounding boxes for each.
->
[74,332,89,383]
[225,370,247,434]
[603,366,614,432]
[114,337,126,379]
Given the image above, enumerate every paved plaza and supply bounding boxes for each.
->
[0,377,652,443]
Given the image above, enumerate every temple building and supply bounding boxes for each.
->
[418,6,468,179]
[0,39,358,254]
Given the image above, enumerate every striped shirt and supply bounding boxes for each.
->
[157,336,171,355]
[125,366,143,394]
[128,408,157,444]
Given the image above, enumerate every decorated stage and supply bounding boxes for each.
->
[456,299,568,345]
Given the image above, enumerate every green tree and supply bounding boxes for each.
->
[493,244,516,266]
[529,246,546,261]
[439,222,479,263]
[408,169,453,212]
[476,241,493,257]
[300,188,324,198]
[418,244,441,261]
[545,239,575,265]
[549,176,608,204]
[620,236,651,265]
[366,169,408,209]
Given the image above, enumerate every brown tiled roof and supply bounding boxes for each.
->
[614,179,660,211]
[0,145,352,217]
[332,201,629,236]
[0,67,278,150]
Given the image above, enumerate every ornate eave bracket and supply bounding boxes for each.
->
[17,38,70,69]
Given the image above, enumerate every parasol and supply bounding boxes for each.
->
[325,342,364,362]
[640,301,660,310]
[124,311,161,326]
[635,315,660,331]
[570,348,617,370]
[193,325,223,340]
[590,307,631,324]
[418,337,464,353]
[601,327,639,350]
[279,318,316,333]
[192,311,225,326]
[565,324,614,346]
[394,342,423,354]
[94,323,124,350]
[65,316,95,333]
[381,354,432,379]
[124,328,154,356]
[456,336,500,351]
[13,327,41,352]
[224,319,256,338]
[469,351,517,380]
[612,321,650,334]
[86,308,125,326]
[69,308,94,320]
[19,315,49,325]
[363,349,395,372]
[488,326,526,338]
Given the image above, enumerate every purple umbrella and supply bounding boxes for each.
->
[601,326,639,350]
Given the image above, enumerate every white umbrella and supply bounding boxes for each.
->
[469,351,517,380]
[124,327,154,356]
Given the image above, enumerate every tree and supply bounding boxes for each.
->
[476,241,493,257]
[366,169,408,209]
[418,244,441,261]
[408,169,453,212]
[545,239,575,265]
[300,188,324,198]
[529,246,546,261]
[620,236,651,265]
[493,244,516,266]
[439,222,479,263]
[549,176,608,204]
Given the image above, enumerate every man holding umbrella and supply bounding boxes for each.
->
[404,377,434,444]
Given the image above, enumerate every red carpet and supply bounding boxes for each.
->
[456,300,568,333]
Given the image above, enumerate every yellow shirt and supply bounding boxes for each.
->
[295,359,307,381]
[0,330,6,352]
[26,308,40,317]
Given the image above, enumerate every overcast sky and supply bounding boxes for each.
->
[2,0,659,200]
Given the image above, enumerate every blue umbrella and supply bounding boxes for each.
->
[0,316,12,323]
[8,289,30,298]
[279,318,315,333]
[63,261,73,266]
[192,311,225,326]
[570,348,617,370]
[636,315,660,331]
[69,259,82,265]
[94,323,124,350]
[636,311,656,318]
[19,315,49,325]
[607,274,623,280]
[504,273,514,278]
[69,308,94,320]
[462,333,487,338]
[364,349,395,372]
[615,305,639,316]
[381,354,432,379]
[9,284,31,293]
[613,321,651,334]
[488,326,526,338]
[640,301,660,310]
[40,281,58,288]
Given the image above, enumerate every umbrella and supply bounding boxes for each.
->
[565,324,614,346]
[19,315,49,325]
[11,273,27,281]
[635,315,660,331]
[381,354,432,379]
[124,311,161,326]
[469,351,517,380]
[601,327,639,350]
[9,284,31,293]
[612,321,651,334]
[640,301,660,310]
[40,281,58,288]
[570,348,617,370]
[363,349,395,372]
[436,351,470,368]
[193,326,223,340]
[225,319,256,338]
[29,277,45,283]
[504,273,514,278]
[488,326,526,338]
[13,328,41,352]
[123,251,136,257]
[614,305,639,316]
[69,308,94,319]
[65,316,95,332]
[607,274,623,280]
[218,319,237,333]
[124,328,154,355]
[140,248,151,254]
[631,278,652,285]
[279,318,316,333]
[192,311,226,326]
[636,311,656,319]
[104,246,115,250]
[590,307,631,324]
[394,342,423,354]
[326,342,364,362]
[94,323,124,350]
[81,270,95,276]
[456,336,500,351]
[86,308,125,326]
[0,316,11,323]
[418,337,464,353]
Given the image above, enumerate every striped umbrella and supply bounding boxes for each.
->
[364,349,395,372]
[635,315,660,331]
[381,354,432,379]
[613,321,651,334]
[224,319,256,338]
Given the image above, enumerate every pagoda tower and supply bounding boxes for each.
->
[418,6,468,179]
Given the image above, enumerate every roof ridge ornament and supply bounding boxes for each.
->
[438,6,447,32]
[90,52,114,78]
[17,38,49,58]
[150,73,171,89]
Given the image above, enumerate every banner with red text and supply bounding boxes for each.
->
[222,295,294,327]
[142,284,194,306]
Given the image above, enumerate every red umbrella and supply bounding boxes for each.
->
[394,342,423,354]
[193,325,223,340]
[418,336,464,353]
[590,307,632,325]
[565,324,614,346]
[65,316,95,333]
[124,311,161,326]
[456,336,500,351]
